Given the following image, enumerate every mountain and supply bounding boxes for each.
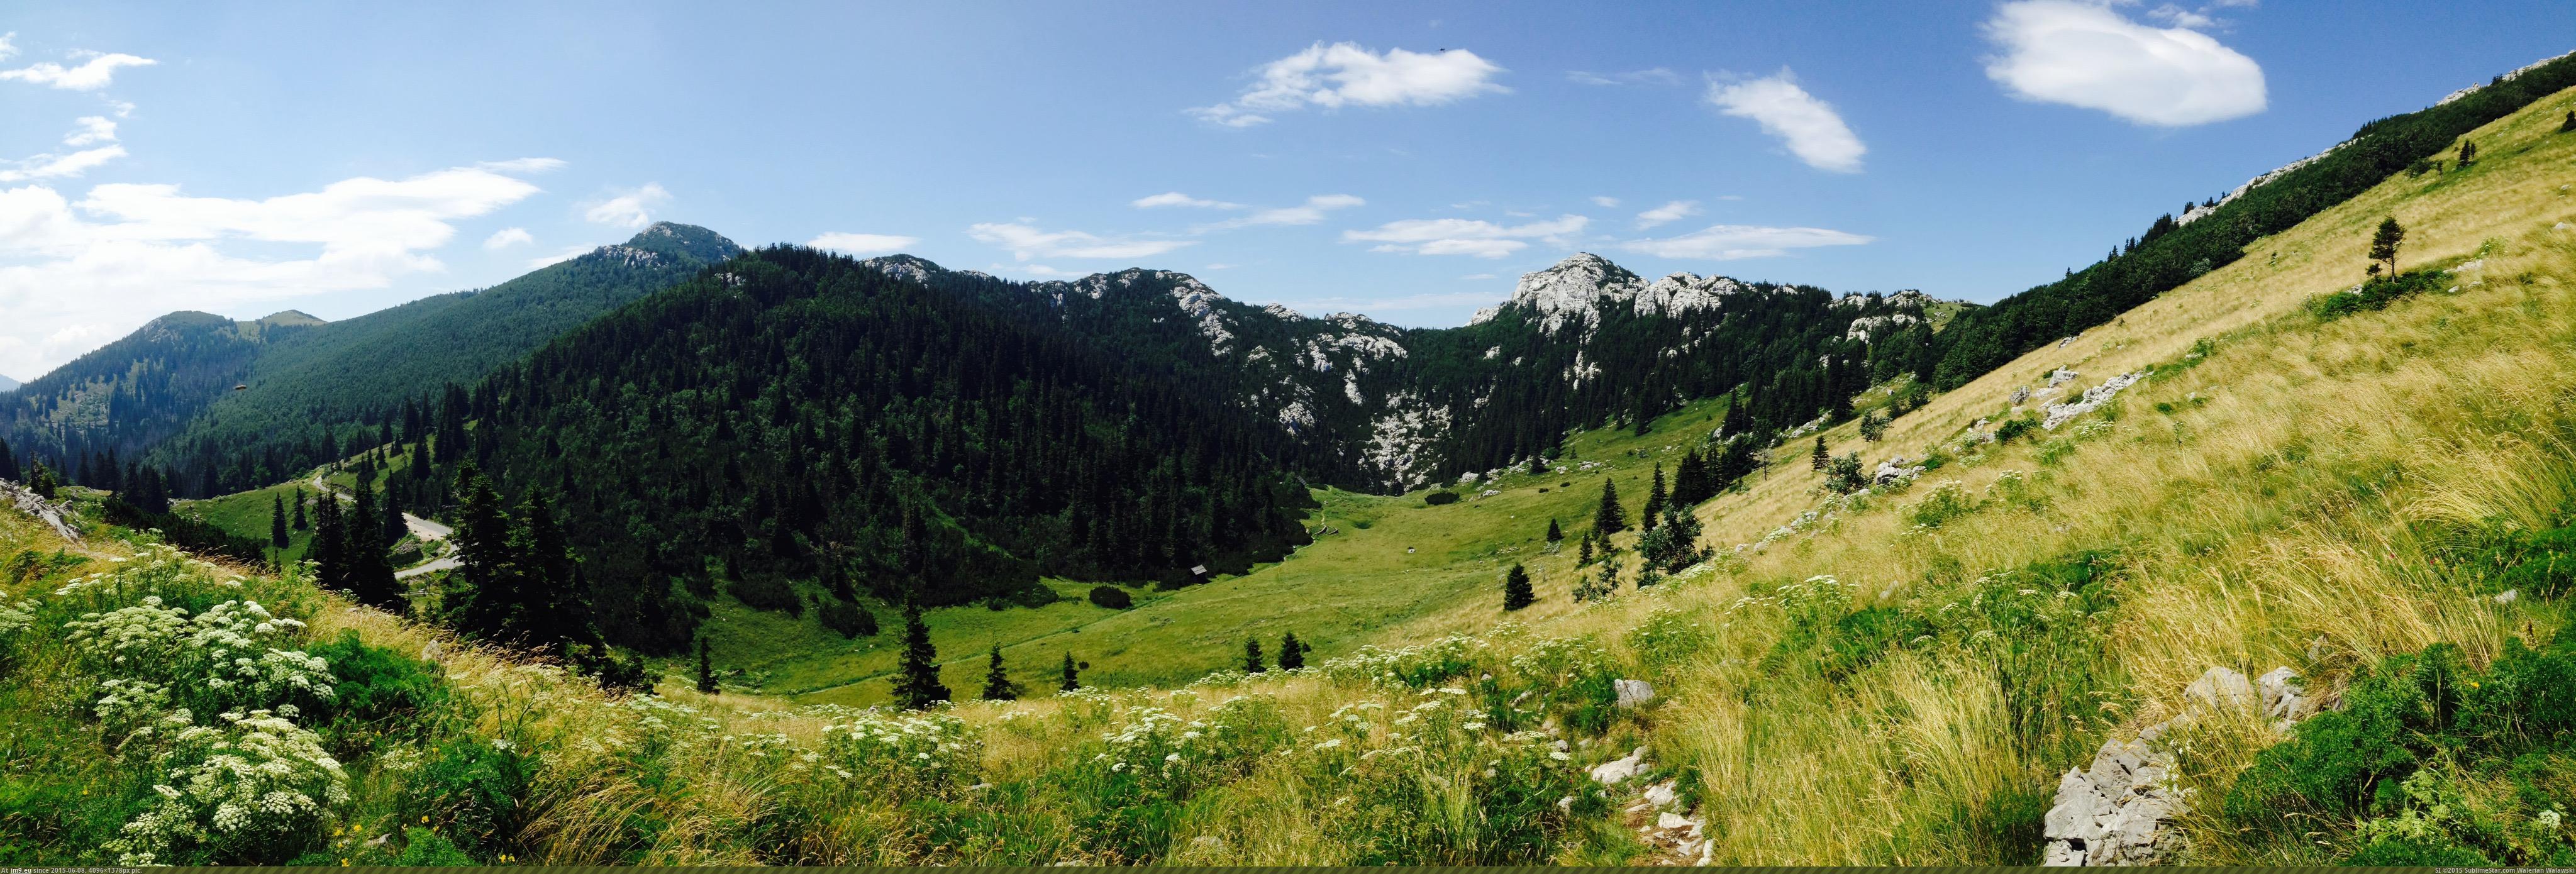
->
[865,252,1950,491]
[0,374,20,392]
[0,309,323,481]
[1,223,739,495]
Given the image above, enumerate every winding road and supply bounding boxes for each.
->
[306,470,457,579]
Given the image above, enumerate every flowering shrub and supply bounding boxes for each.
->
[1624,606,1713,668]
[1318,634,1480,689]
[1297,690,1605,864]
[106,709,350,865]
[816,707,982,801]
[65,596,335,719]
[1504,636,1621,735]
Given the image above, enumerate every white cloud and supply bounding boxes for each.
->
[1191,41,1507,126]
[482,227,532,250]
[1617,224,1872,260]
[1566,68,1680,87]
[1635,200,1701,230]
[0,33,16,62]
[1983,0,2267,126]
[582,183,669,228]
[1132,191,1242,209]
[1459,273,1499,280]
[0,51,157,91]
[1201,194,1365,230]
[808,231,920,255]
[0,146,125,183]
[0,162,552,379]
[1707,70,1865,173]
[1343,214,1587,258]
[985,262,1087,278]
[64,116,115,147]
[475,157,566,174]
[2145,4,2216,28]
[1589,196,1621,207]
[967,222,1194,261]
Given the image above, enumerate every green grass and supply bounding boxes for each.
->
[176,481,318,566]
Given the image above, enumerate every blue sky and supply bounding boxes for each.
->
[1,1,2569,379]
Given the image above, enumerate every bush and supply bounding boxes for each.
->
[1088,585,1133,609]
[104,709,349,865]
[1904,480,1977,528]
[2312,270,2448,320]
[1993,418,2039,444]
[398,736,537,857]
[2473,524,2576,598]
[392,826,477,866]
[727,573,803,616]
[302,630,447,753]
[1424,491,1461,506]
[2224,645,2468,824]
[818,597,877,638]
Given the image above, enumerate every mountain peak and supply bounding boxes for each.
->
[256,310,326,327]
[621,223,742,264]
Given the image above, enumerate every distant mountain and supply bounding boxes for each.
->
[0,311,323,480]
[865,252,1949,490]
[138,223,740,494]
[0,374,18,392]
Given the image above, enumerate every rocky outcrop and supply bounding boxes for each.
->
[1873,456,1925,486]
[2042,372,2148,430]
[1614,678,1657,709]
[2042,666,2320,866]
[1,480,80,543]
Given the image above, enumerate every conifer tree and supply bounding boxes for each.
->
[2562,110,2576,133]
[347,485,402,610]
[452,463,524,641]
[0,435,15,483]
[1243,637,1265,673]
[313,488,347,591]
[1503,563,1535,611]
[1545,517,1563,543]
[696,637,718,694]
[980,644,1017,700]
[1811,436,1829,471]
[1641,465,1667,531]
[270,494,291,550]
[292,489,309,530]
[1593,478,1627,536]
[1060,652,1080,692]
[892,600,949,709]
[2370,216,2407,278]
[382,487,408,548]
[2458,139,2477,165]
[1278,631,1305,670]
[512,485,591,646]
[1577,533,1594,566]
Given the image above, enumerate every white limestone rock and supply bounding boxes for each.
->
[1614,678,1657,709]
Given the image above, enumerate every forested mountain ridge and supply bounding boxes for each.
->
[145,223,742,494]
[0,309,321,482]
[0,374,18,392]
[395,245,1319,651]
[862,252,1948,491]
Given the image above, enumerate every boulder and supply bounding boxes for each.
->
[2183,666,2256,713]
[1590,748,1648,784]
[1614,678,1657,709]
[2041,737,2184,866]
[1643,779,1679,807]
[2047,368,2080,388]
[2258,667,2317,727]
[2011,385,2032,405]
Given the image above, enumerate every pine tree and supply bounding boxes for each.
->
[1593,478,1627,536]
[2562,110,2576,133]
[382,487,408,548]
[2458,139,2477,165]
[1278,631,1306,670]
[347,485,402,611]
[1860,409,1889,443]
[1545,517,1563,543]
[1503,563,1535,611]
[892,600,949,709]
[270,494,291,550]
[980,644,1017,700]
[696,637,718,694]
[1811,436,1829,471]
[452,463,524,641]
[0,435,15,483]
[1243,637,1265,673]
[513,486,591,646]
[1577,533,1594,566]
[313,488,347,591]
[1060,652,1081,692]
[2370,216,2406,278]
[1641,465,1667,531]
[292,490,309,530]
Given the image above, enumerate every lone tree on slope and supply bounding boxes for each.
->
[1594,478,1628,536]
[893,600,950,709]
[1503,563,1535,611]
[270,494,291,550]
[1641,465,1667,531]
[1060,652,1080,692]
[1278,631,1306,670]
[696,637,718,695]
[1811,436,1829,471]
[2370,216,2407,279]
[1545,517,1563,543]
[1243,637,1266,673]
[980,644,1017,701]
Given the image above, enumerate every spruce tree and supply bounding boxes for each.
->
[313,489,347,591]
[2370,216,2406,278]
[696,637,718,694]
[1577,533,1594,566]
[2458,139,2477,165]
[1811,436,1829,471]
[270,494,291,550]
[1060,652,1080,692]
[2562,110,2576,133]
[0,435,15,482]
[382,487,408,548]
[513,486,590,646]
[892,600,949,709]
[1278,631,1306,670]
[1243,636,1265,673]
[1593,478,1627,536]
[980,645,1017,700]
[292,489,309,530]
[1641,465,1667,531]
[1503,563,1535,611]
[1545,517,1563,543]
[452,463,523,641]
[347,485,402,611]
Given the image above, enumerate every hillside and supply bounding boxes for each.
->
[0,309,322,488]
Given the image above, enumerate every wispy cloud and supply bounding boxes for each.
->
[582,183,669,229]
[1618,224,1872,260]
[808,231,920,255]
[1199,194,1365,230]
[1982,0,2265,126]
[1589,196,1621,207]
[1343,214,1587,258]
[0,48,157,91]
[1131,191,1243,209]
[1191,41,1508,127]
[1566,68,1680,87]
[1707,69,1865,173]
[968,222,1194,261]
[63,116,115,147]
[1635,200,1701,230]
[482,227,533,250]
